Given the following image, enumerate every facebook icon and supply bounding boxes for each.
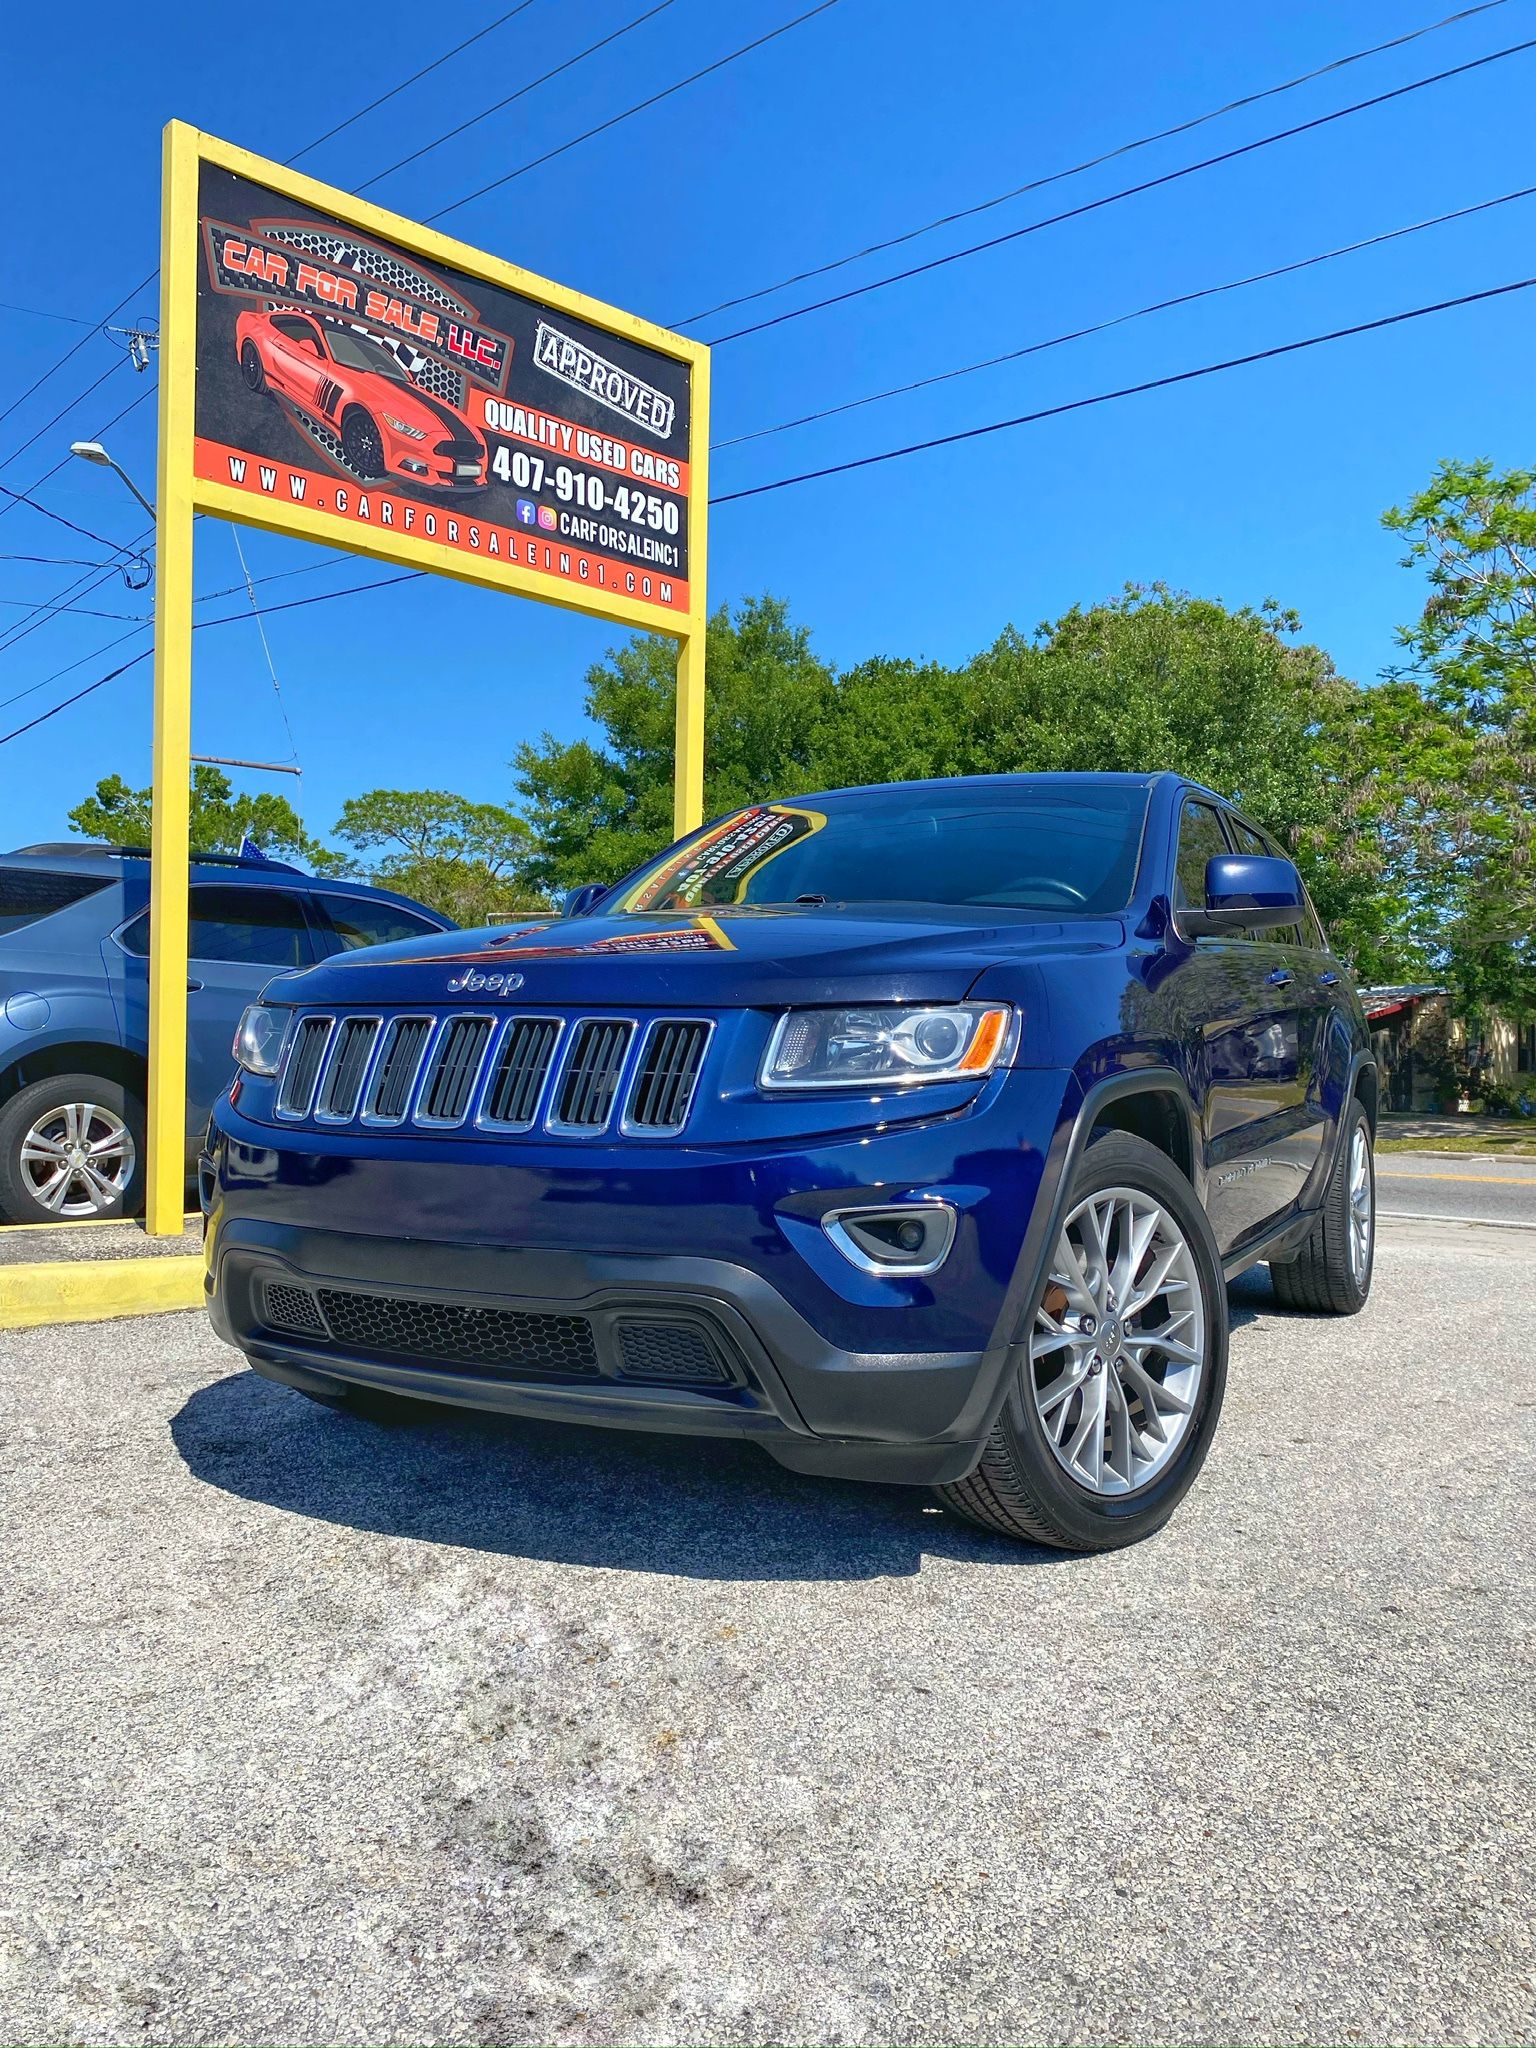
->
[515,499,537,525]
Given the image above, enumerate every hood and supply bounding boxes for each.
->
[269,904,1126,1010]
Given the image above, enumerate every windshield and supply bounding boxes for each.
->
[324,328,408,381]
[617,785,1149,915]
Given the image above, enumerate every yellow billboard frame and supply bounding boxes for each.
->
[147,120,710,1232]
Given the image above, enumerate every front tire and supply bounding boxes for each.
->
[1269,1099,1374,1315]
[341,407,385,479]
[937,1130,1228,1551]
[0,1073,144,1223]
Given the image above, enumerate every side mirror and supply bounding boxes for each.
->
[1178,854,1304,938]
[562,883,608,919]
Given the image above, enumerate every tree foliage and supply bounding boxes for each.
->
[1381,459,1536,1012]
[67,766,342,871]
[331,788,538,925]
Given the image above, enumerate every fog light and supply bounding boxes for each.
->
[823,1203,957,1276]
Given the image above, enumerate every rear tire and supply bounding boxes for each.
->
[240,339,266,392]
[937,1131,1228,1551]
[0,1073,144,1224]
[1269,1099,1374,1315]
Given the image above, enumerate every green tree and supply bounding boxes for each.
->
[331,788,539,926]
[1382,459,1536,1012]
[514,584,1412,969]
[67,766,342,871]
[513,594,836,891]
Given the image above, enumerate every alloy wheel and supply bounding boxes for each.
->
[19,1101,136,1217]
[1031,1184,1207,1496]
[1347,1124,1374,1285]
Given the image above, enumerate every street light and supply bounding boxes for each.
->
[69,439,157,521]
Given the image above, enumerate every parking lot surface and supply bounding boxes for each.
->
[2,1218,1533,2047]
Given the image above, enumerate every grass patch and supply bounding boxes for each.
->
[1376,1132,1536,1157]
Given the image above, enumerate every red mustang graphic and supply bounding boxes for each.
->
[234,308,488,490]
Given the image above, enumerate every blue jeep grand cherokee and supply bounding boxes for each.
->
[205,773,1377,1551]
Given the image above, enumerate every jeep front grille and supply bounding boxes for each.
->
[483,1017,562,1129]
[625,1020,711,1133]
[552,1018,634,1131]
[276,1016,333,1118]
[270,1007,711,1138]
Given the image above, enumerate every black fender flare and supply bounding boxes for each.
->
[949,1067,1203,1451]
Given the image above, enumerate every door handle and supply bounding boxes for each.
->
[186,978,204,992]
[1265,968,1294,987]
[1318,971,1340,987]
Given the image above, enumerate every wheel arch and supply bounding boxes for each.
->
[0,1039,147,1108]
[1085,1079,1197,1183]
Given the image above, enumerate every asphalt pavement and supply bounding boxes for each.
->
[1376,1151,1536,1228]
[1,1215,1533,2047]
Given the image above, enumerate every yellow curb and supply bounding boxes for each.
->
[0,1255,205,1330]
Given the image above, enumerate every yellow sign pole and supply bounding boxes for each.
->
[673,339,710,837]
[145,123,199,1235]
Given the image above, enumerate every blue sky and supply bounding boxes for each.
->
[3,0,1533,851]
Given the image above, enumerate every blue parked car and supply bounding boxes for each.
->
[0,844,453,1225]
[205,774,1377,1551]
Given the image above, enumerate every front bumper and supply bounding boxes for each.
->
[204,1066,1073,1484]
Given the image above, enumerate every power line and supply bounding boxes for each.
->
[676,0,1517,327]
[0,570,423,744]
[705,34,1536,344]
[0,268,156,435]
[711,273,1536,503]
[714,183,1536,449]
[0,479,126,551]
[427,0,847,222]
[288,1,544,164]
[0,358,124,477]
[362,0,683,192]
[0,301,96,327]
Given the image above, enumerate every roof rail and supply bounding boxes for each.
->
[7,840,306,875]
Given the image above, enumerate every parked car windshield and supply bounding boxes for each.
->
[618,785,1149,915]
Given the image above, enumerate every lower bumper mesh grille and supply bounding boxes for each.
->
[256,1278,743,1392]
[315,1289,599,1376]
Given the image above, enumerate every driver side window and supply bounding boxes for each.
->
[1173,801,1230,916]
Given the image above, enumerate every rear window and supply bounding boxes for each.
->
[0,867,111,936]
[316,894,444,950]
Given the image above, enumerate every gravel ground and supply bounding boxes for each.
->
[1,1219,1533,2047]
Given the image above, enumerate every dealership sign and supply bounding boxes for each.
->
[181,133,707,626]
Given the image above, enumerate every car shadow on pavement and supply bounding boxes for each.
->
[172,1274,1272,1583]
[170,1369,1074,1582]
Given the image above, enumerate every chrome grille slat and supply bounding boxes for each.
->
[362,1015,434,1123]
[551,1018,634,1131]
[276,1016,334,1119]
[482,1017,562,1130]
[416,1014,494,1126]
[315,1017,381,1122]
[271,1008,710,1137]
[624,1019,711,1134]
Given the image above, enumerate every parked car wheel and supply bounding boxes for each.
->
[0,1073,145,1224]
[239,339,266,392]
[1269,1099,1374,1316]
[936,1130,1228,1551]
[341,407,385,479]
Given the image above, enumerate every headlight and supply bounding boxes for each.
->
[760,1003,1012,1090]
[233,1003,291,1076]
[382,413,426,439]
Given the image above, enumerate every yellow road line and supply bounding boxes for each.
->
[0,1256,204,1330]
[1377,1170,1536,1184]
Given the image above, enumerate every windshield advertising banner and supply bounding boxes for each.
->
[192,160,698,621]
